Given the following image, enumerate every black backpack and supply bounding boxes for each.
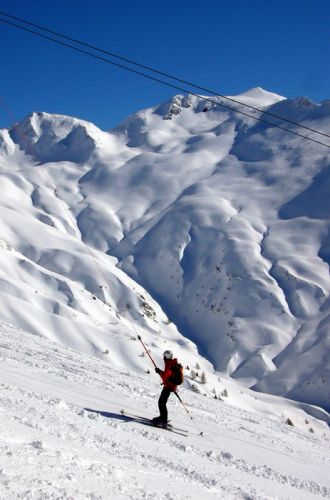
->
[168,362,184,385]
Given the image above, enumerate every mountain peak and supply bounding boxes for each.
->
[228,87,286,107]
[9,112,117,163]
[153,87,286,122]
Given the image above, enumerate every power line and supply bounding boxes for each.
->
[0,9,329,142]
[0,15,329,148]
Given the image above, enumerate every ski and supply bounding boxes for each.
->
[120,408,188,432]
[120,409,188,436]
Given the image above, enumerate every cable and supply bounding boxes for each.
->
[0,8,329,141]
[0,16,329,148]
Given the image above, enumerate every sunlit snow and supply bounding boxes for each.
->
[0,87,329,498]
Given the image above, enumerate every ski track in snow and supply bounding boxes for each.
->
[0,323,329,500]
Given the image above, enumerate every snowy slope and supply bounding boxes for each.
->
[0,87,329,412]
[0,321,329,500]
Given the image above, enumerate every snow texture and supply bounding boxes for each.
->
[0,321,329,499]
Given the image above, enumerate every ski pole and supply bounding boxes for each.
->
[137,335,157,368]
[174,391,204,436]
[174,391,193,420]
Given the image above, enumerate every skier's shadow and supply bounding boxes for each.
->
[84,408,133,423]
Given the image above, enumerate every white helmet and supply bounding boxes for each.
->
[163,350,173,359]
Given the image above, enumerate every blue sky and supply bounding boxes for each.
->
[0,0,329,130]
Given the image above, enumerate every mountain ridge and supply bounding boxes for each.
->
[0,87,329,410]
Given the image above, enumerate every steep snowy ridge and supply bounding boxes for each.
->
[0,129,16,156]
[226,87,286,107]
[9,111,119,162]
[0,87,329,413]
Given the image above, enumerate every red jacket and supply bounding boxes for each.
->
[158,358,178,392]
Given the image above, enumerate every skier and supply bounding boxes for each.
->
[152,350,183,427]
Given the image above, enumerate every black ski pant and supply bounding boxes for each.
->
[158,387,171,423]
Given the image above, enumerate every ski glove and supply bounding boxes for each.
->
[155,367,161,374]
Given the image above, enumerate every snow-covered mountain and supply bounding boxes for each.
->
[0,87,329,412]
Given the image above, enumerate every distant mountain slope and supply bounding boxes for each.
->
[0,87,329,410]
